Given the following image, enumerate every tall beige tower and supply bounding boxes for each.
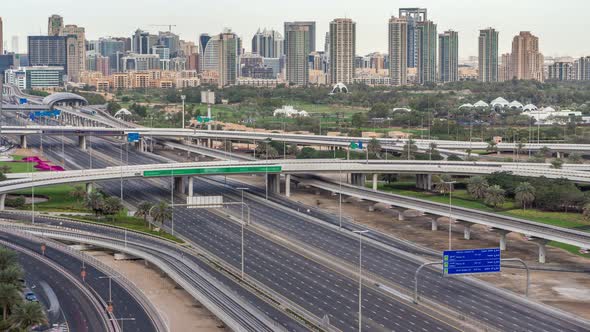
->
[329,18,356,85]
[48,15,63,36]
[388,16,407,85]
[510,31,543,81]
[61,24,86,77]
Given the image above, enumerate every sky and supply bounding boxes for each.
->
[3,0,589,58]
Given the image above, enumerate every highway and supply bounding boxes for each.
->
[0,229,162,332]
[0,233,112,332]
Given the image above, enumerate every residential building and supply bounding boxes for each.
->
[548,61,575,81]
[575,57,590,80]
[416,20,437,84]
[11,36,18,54]
[388,16,408,85]
[0,54,15,76]
[28,36,67,68]
[61,25,86,81]
[48,14,63,36]
[284,22,316,52]
[399,8,427,68]
[438,30,458,83]
[121,53,160,71]
[510,31,544,81]
[478,28,499,82]
[158,31,180,57]
[498,53,511,82]
[132,29,152,54]
[329,18,356,85]
[285,23,310,85]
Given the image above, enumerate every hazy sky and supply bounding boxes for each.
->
[3,0,589,58]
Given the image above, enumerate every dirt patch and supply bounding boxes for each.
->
[87,251,228,332]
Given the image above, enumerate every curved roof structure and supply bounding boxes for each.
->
[331,82,349,94]
[509,101,523,109]
[491,97,509,107]
[523,104,538,111]
[542,107,556,112]
[115,108,132,117]
[473,100,489,108]
[458,103,473,109]
[42,93,88,108]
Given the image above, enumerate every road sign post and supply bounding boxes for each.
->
[127,132,140,143]
[443,248,501,276]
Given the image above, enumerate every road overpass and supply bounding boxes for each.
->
[3,125,590,155]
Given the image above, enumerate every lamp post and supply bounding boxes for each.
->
[180,95,186,129]
[352,230,368,332]
[445,181,457,250]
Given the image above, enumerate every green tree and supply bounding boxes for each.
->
[0,283,21,320]
[68,186,87,204]
[134,201,154,227]
[515,182,536,209]
[434,175,453,194]
[367,138,382,158]
[486,140,498,153]
[551,158,564,169]
[84,191,104,217]
[9,301,47,330]
[0,264,23,289]
[583,203,590,221]
[0,248,18,271]
[484,185,506,208]
[539,146,551,158]
[568,153,583,164]
[102,197,124,221]
[467,176,489,200]
[151,201,172,228]
[287,144,299,156]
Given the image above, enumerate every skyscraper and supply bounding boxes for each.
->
[329,18,356,85]
[478,28,499,82]
[48,15,63,36]
[199,33,212,73]
[132,29,151,54]
[548,62,575,81]
[510,31,544,82]
[416,20,437,84]
[575,57,590,80]
[284,22,316,53]
[438,30,458,83]
[61,25,86,80]
[11,36,18,54]
[285,24,310,85]
[218,31,239,87]
[399,8,427,68]
[252,29,283,58]
[388,16,407,86]
[28,36,67,68]
[498,53,511,82]
[0,17,3,55]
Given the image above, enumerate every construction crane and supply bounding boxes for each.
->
[149,24,177,32]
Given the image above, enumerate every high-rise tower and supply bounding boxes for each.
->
[388,16,408,85]
[329,18,356,85]
[478,28,499,82]
[399,8,427,68]
[438,30,458,83]
[285,24,310,85]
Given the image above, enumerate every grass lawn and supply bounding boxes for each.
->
[0,156,38,173]
[16,184,86,212]
[73,214,183,243]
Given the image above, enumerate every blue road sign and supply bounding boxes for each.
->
[358,141,363,149]
[19,98,27,104]
[443,248,501,276]
[127,132,140,143]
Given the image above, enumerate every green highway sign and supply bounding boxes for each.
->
[143,165,282,177]
[196,116,212,123]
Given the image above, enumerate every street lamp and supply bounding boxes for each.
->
[445,181,457,250]
[180,95,186,129]
[352,230,368,332]
[263,137,272,200]
[236,187,249,279]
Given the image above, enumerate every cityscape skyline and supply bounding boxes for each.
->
[2,0,589,58]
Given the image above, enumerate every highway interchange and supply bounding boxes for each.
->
[0,112,586,331]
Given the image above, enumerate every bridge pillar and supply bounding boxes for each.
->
[188,177,194,197]
[78,135,87,150]
[20,135,27,149]
[530,238,549,263]
[556,152,562,159]
[415,174,432,191]
[0,194,5,210]
[346,148,350,160]
[458,221,474,240]
[350,173,365,187]
[431,219,438,231]
[285,174,291,197]
[85,183,94,194]
[397,211,405,221]
[493,229,510,250]
[266,174,280,194]
[372,174,379,191]
[174,177,186,194]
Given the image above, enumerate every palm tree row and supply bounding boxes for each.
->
[467,176,536,209]
[0,247,47,331]
[69,187,124,221]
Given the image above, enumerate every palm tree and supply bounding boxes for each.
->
[428,142,438,160]
[539,146,551,158]
[367,138,382,158]
[0,248,18,271]
[287,144,299,156]
[0,165,11,174]
[0,283,21,320]
[9,301,47,330]
[0,264,24,289]
[484,185,506,208]
[434,175,453,194]
[583,203,590,221]
[134,201,154,227]
[467,176,489,199]
[84,191,104,217]
[151,201,172,228]
[68,186,87,204]
[515,182,536,210]
[568,153,583,164]
[102,196,124,221]
[551,158,564,169]
[486,140,498,153]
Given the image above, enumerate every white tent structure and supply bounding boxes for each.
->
[114,108,132,118]
[458,103,474,109]
[523,104,538,111]
[473,100,489,108]
[509,101,523,109]
[490,97,509,108]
